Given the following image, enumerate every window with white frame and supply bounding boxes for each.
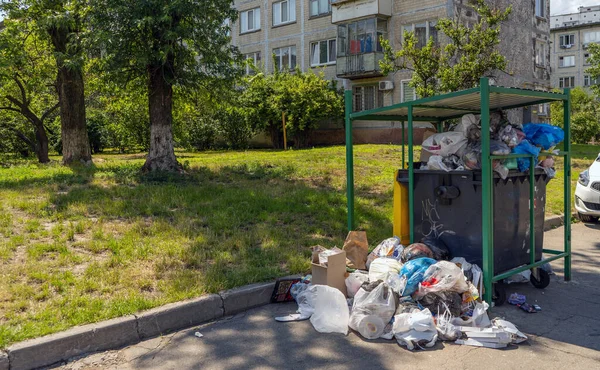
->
[403,20,438,48]
[352,85,383,112]
[310,0,330,17]
[273,0,296,26]
[401,80,416,103]
[559,76,575,88]
[537,103,549,116]
[559,55,575,67]
[584,75,599,86]
[244,52,261,75]
[535,0,545,18]
[310,39,336,66]
[559,34,575,48]
[273,46,296,71]
[584,30,600,44]
[240,8,260,34]
[535,42,546,66]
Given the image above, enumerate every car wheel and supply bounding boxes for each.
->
[578,213,598,223]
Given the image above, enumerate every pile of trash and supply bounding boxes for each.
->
[421,112,564,179]
[276,232,529,350]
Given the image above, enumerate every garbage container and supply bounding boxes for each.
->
[396,169,550,274]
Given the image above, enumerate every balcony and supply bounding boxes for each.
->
[336,52,384,79]
[331,0,392,24]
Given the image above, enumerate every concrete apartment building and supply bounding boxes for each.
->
[550,5,600,91]
[232,0,552,145]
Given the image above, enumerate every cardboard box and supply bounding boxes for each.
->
[311,250,347,297]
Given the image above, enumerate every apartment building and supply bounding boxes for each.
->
[232,1,551,145]
[550,6,600,91]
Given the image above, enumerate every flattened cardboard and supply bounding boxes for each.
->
[312,250,347,297]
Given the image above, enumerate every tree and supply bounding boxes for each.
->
[0,0,92,164]
[0,19,59,163]
[587,43,600,97]
[551,87,600,144]
[89,0,242,172]
[380,0,511,98]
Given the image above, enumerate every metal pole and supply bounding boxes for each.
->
[408,106,414,243]
[282,112,287,150]
[529,155,536,266]
[480,77,494,304]
[563,88,572,280]
[345,90,355,231]
[402,121,405,169]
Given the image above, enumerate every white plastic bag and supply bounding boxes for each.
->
[369,258,402,282]
[422,132,468,157]
[393,309,438,350]
[451,301,491,328]
[366,237,402,269]
[294,284,317,318]
[345,271,369,298]
[349,282,397,339]
[318,247,343,266]
[416,261,469,298]
[310,285,350,335]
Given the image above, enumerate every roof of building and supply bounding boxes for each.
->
[551,20,600,32]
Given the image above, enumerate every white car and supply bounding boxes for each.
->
[575,153,600,222]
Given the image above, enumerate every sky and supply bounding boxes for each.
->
[552,1,600,15]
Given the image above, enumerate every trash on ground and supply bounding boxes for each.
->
[508,293,526,305]
[517,302,538,313]
[343,231,369,270]
[271,277,302,303]
[311,248,347,296]
[309,285,349,335]
[349,281,397,340]
[194,332,204,338]
[275,313,311,322]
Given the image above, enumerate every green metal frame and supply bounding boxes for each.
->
[344,77,572,304]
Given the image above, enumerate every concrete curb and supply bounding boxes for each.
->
[4,282,276,370]
[543,213,577,231]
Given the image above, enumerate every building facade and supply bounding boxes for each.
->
[550,6,600,92]
[232,0,551,145]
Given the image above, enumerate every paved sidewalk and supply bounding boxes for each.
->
[51,223,600,370]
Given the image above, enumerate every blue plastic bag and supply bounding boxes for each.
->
[512,140,541,172]
[522,123,564,150]
[398,257,437,296]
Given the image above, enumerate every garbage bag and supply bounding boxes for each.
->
[398,257,437,296]
[420,236,451,260]
[490,140,511,155]
[366,237,402,269]
[350,282,397,339]
[396,296,420,314]
[293,284,317,318]
[342,231,369,270]
[422,132,468,157]
[416,261,470,298]
[493,160,509,180]
[462,142,482,170]
[309,285,350,335]
[498,125,520,148]
[345,271,370,298]
[436,304,462,341]
[401,243,434,263]
[512,140,541,172]
[369,258,403,282]
[418,291,463,317]
[523,123,565,150]
[453,114,479,137]
[451,301,491,328]
[427,155,464,172]
[393,308,438,350]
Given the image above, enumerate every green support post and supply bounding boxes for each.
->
[529,155,536,266]
[408,106,415,243]
[480,78,494,304]
[345,90,355,231]
[563,89,572,280]
[402,121,405,169]
[436,120,443,133]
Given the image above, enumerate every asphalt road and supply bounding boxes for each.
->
[50,222,600,370]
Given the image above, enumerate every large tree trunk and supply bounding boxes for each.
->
[34,123,50,163]
[57,66,92,165]
[142,66,181,172]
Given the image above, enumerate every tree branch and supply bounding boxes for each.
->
[41,102,60,123]
[0,106,22,114]
[0,124,36,151]
[13,74,29,106]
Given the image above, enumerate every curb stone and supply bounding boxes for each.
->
[136,294,223,340]
[543,213,577,231]
[7,315,138,370]
[220,282,276,316]
[0,351,8,370]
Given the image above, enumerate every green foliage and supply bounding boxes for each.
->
[551,87,600,144]
[586,43,600,97]
[380,0,511,97]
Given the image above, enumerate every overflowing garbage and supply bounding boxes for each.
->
[421,112,565,179]
[276,231,530,350]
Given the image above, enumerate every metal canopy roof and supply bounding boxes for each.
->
[349,85,569,122]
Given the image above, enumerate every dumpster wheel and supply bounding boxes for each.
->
[530,269,550,289]
[493,283,507,306]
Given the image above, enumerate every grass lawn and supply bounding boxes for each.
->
[0,143,598,348]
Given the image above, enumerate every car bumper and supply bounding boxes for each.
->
[575,182,600,216]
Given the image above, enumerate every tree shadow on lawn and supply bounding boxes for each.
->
[43,163,393,293]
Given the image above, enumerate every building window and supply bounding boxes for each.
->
[310,0,330,17]
[352,85,384,112]
[401,80,417,103]
[310,39,336,66]
[338,18,387,56]
[273,46,296,71]
[559,34,575,48]
[535,0,545,17]
[584,31,600,44]
[535,42,546,67]
[537,103,549,116]
[584,75,599,86]
[240,8,261,34]
[403,20,438,48]
[559,55,575,67]
[559,77,575,88]
[273,0,296,26]
[244,52,261,75]
[584,53,591,65]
